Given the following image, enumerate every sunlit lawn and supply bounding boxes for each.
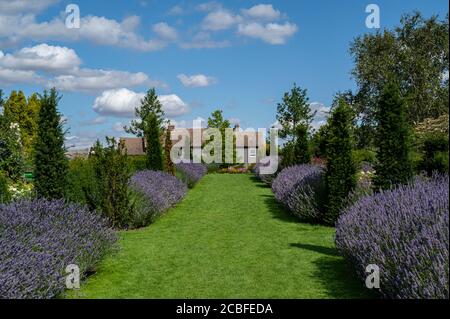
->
[68,174,372,298]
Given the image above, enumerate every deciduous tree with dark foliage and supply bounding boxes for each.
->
[34,88,68,199]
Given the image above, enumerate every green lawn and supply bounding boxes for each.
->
[69,174,371,298]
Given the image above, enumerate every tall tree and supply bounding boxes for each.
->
[276,84,315,141]
[124,88,165,170]
[324,99,357,225]
[2,91,40,158]
[207,109,231,165]
[350,12,449,145]
[373,81,413,190]
[145,113,164,171]
[164,121,175,175]
[276,84,316,166]
[124,88,164,136]
[3,91,27,126]
[34,88,68,199]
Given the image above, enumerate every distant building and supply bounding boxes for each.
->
[120,124,264,164]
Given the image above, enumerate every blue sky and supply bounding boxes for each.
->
[0,0,448,149]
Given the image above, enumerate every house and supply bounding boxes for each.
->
[120,124,264,164]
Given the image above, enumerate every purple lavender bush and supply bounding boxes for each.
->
[253,157,278,185]
[0,199,117,299]
[130,170,187,226]
[272,165,326,222]
[336,174,449,299]
[176,163,207,188]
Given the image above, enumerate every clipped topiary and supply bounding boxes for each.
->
[324,99,357,224]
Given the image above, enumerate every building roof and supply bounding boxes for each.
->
[120,126,263,156]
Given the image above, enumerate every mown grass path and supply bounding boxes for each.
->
[70,174,371,298]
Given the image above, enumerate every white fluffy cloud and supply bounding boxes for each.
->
[0,2,171,52]
[309,102,331,130]
[0,43,81,73]
[177,73,216,87]
[0,67,41,84]
[202,9,242,31]
[0,43,161,92]
[0,0,58,14]
[93,88,189,118]
[93,88,145,117]
[196,3,296,46]
[51,69,152,93]
[152,22,178,41]
[242,4,281,20]
[237,22,298,45]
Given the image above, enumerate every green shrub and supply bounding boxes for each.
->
[352,149,376,166]
[0,171,11,203]
[89,138,134,229]
[293,124,311,164]
[65,157,100,206]
[280,141,295,168]
[129,155,147,173]
[419,133,449,175]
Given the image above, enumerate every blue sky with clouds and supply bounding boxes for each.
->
[0,0,448,149]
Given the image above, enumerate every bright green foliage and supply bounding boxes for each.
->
[145,114,164,171]
[373,82,413,190]
[129,155,147,173]
[352,149,377,166]
[125,88,164,137]
[89,138,134,228]
[3,91,27,127]
[325,99,357,225]
[293,124,311,164]
[24,94,41,157]
[34,88,68,199]
[164,123,175,175]
[419,133,449,176]
[68,174,371,299]
[276,84,315,140]
[350,12,449,145]
[65,157,99,206]
[2,91,40,159]
[277,84,316,167]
